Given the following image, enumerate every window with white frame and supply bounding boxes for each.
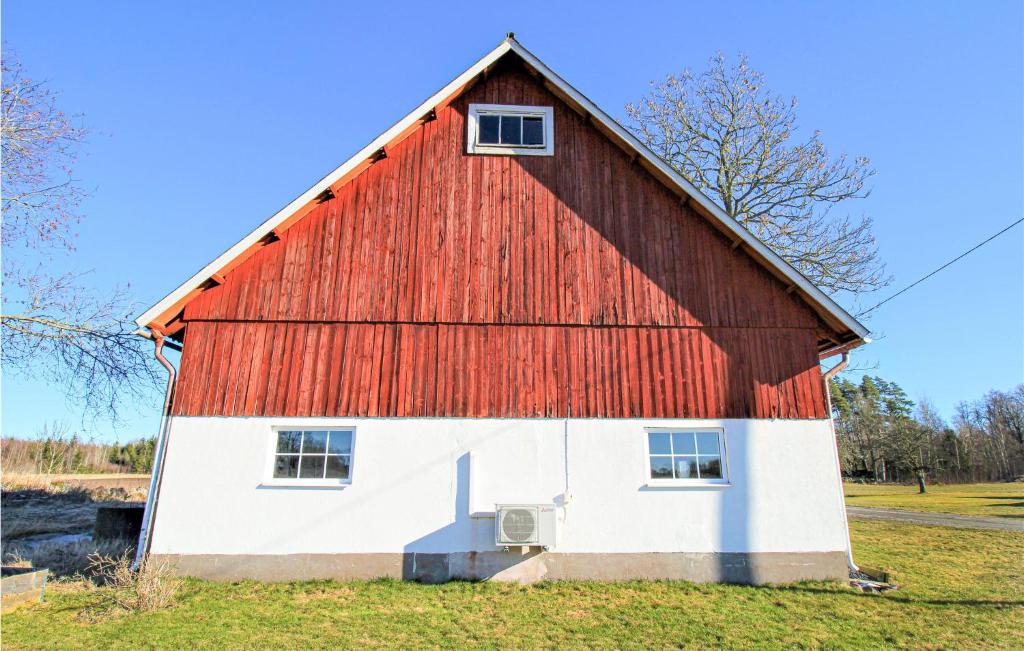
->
[272,429,353,482]
[646,430,727,482]
[467,104,554,156]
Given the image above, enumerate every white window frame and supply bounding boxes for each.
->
[467,103,554,156]
[261,426,357,488]
[643,427,730,487]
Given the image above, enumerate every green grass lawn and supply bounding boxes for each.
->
[844,482,1024,519]
[3,520,1022,650]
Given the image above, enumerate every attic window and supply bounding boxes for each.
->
[467,104,554,156]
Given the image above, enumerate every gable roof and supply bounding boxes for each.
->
[136,36,869,354]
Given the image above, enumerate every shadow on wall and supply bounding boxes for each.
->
[464,63,829,420]
[401,453,543,583]
[719,423,754,584]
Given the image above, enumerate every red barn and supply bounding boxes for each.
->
[135,37,868,584]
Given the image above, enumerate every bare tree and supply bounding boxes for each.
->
[1,52,84,252]
[627,54,888,294]
[984,386,1024,449]
[886,418,933,493]
[1,51,160,421]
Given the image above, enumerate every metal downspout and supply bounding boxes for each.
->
[133,330,177,570]
[822,352,857,573]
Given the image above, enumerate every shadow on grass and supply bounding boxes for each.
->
[959,497,1024,518]
[963,496,1024,500]
[774,584,1024,608]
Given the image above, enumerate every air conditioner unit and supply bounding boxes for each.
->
[495,504,557,548]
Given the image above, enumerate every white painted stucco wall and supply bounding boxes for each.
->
[149,417,848,556]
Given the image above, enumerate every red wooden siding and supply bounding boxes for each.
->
[184,67,819,331]
[171,60,830,419]
[173,321,826,419]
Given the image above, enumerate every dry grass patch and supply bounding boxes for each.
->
[80,553,181,617]
[292,585,357,604]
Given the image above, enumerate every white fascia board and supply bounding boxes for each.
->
[137,37,868,344]
[135,40,514,328]
[505,40,869,342]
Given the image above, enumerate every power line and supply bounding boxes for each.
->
[857,217,1024,317]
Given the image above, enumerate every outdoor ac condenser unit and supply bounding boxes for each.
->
[494,504,557,548]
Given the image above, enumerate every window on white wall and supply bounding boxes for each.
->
[646,430,727,483]
[467,104,554,156]
[271,429,353,483]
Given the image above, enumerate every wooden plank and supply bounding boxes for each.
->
[171,66,833,421]
[168,322,830,419]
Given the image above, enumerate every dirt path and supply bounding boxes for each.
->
[847,506,1024,532]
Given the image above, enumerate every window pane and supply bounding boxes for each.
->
[478,115,500,144]
[273,455,299,478]
[696,432,720,455]
[302,431,328,454]
[299,455,326,479]
[500,115,522,144]
[325,455,351,479]
[276,431,302,454]
[328,431,352,455]
[699,456,723,479]
[672,432,696,455]
[648,432,671,455]
[522,117,544,145]
[675,456,699,479]
[650,456,673,479]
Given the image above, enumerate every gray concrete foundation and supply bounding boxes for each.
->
[151,550,848,585]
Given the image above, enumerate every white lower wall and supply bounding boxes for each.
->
[150,417,848,556]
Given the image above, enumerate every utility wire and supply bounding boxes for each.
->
[857,217,1024,317]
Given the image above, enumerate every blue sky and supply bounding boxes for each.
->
[3,1,1022,442]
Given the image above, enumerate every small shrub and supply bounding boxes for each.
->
[86,552,180,614]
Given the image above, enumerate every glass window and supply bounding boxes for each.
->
[303,431,328,454]
[650,455,673,479]
[478,115,500,144]
[469,104,551,154]
[500,114,522,144]
[647,430,725,482]
[649,432,671,455]
[274,455,299,478]
[272,430,353,482]
[325,455,350,479]
[276,431,302,454]
[522,116,544,145]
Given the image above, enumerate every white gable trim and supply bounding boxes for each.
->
[135,40,515,329]
[136,37,868,344]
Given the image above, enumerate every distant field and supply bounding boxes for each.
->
[844,482,1023,519]
[1,473,151,491]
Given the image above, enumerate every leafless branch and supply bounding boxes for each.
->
[1,270,161,422]
[1,50,161,422]
[627,54,889,294]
